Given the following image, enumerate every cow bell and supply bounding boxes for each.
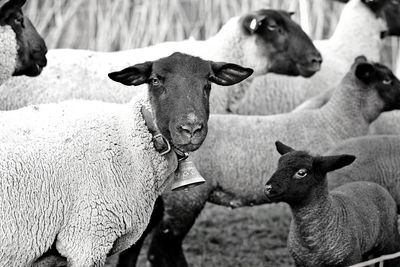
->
[171,159,206,191]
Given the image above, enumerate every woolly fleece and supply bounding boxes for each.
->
[0,93,178,266]
[326,135,400,209]
[232,0,386,115]
[0,25,17,85]
[0,16,262,113]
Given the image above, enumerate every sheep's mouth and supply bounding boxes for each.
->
[174,143,202,153]
[13,63,45,77]
[296,62,321,78]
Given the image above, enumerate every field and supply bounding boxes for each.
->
[104,203,294,267]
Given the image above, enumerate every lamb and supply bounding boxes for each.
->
[0,0,47,85]
[123,56,400,267]
[0,52,253,266]
[0,9,321,112]
[264,141,400,267]
[231,0,400,115]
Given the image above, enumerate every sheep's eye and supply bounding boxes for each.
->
[382,79,393,85]
[151,77,161,86]
[267,24,277,31]
[294,169,308,179]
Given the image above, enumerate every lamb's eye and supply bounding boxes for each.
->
[294,169,308,179]
[382,79,392,85]
[14,16,23,25]
[151,77,161,86]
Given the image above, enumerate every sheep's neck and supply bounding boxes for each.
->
[319,75,371,139]
[328,0,385,63]
[290,180,341,250]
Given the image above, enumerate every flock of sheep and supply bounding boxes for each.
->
[2,0,400,266]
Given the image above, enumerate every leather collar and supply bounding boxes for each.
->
[141,106,188,161]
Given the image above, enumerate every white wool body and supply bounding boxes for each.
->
[0,17,261,113]
[0,25,18,85]
[0,94,177,266]
[232,0,386,115]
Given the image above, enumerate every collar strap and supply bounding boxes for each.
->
[141,106,187,158]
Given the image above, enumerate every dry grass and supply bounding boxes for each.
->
[23,0,399,69]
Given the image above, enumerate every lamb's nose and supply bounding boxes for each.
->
[264,184,272,195]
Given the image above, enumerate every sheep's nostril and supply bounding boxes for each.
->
[265,184,272,194]
[180,123,203,137]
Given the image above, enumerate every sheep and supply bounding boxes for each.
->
[323,135,400,209]
[129,56,400,267]
[230,0,400,115]
[0,9,321,112]
[0,0,47,85]
[264,141,400,267]
[0,52,253,267]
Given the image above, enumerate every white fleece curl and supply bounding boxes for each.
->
[0,93,177,266]
[0,25,18,85]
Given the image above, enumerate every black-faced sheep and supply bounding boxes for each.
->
[264,141,400,267]
[0,52,252,266]
[232,0,400,115]
[0,0,47,84]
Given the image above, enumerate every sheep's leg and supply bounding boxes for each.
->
[116,197,164,267]
[147,181,215,267]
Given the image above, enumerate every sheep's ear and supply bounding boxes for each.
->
[241,14,266,34]
[316,154,356,173]
[355,62,376,84]
[275,141,295,155]
[209,62,253,86]
[108,62,152,86]
[0,0,26,21]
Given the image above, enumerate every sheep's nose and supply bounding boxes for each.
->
[308,51,322,66]
[179,122,203,137]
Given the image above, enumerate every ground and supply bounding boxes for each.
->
[109,203,295,267]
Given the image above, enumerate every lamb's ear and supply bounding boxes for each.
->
[355,62,376,84]
[0,0,26,21]
[316,154,356,173]
[108,62,152,86]
[275,141,295,155]
[209,62,253,86]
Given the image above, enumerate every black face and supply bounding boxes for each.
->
[241,9,322,77]
[0,0,47,76]
[264,141,355,206]
[108,52,253,153]
[359,0,400,37]
[353,56,400,111]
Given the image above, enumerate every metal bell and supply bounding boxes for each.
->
[171,159,206,191]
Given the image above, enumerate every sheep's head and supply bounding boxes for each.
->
[350,56,400,114]
[357,0,400,36]
[108,52,253,153]
[264,141,355,206]
[0,0,47,77]
[240,9,322,78]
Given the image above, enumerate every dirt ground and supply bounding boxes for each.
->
[131,203,295,267]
